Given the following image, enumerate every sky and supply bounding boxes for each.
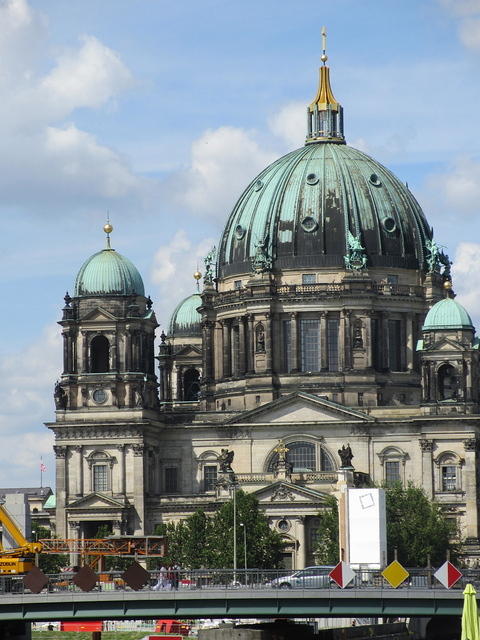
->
[1,0,480,488]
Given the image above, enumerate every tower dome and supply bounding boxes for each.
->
[168,294,202,337]
[423,297,474,331]
[218,59,432,279]
[74,229,145,297]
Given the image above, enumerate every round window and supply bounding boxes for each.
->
[254,179,263,192]
[383,217,397,233]
[301,216,318,233]
[277,519,290,532]
[306,173,319,185]
[235,224,245,240]
[370,173,382,187]
[92,389,107,404]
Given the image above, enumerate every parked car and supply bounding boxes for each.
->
[269,566,334,589]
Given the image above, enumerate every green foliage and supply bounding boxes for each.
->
[156,491,284,569]
[313,484,457,567]
[314,496,339,565]
[32,525,68,574]
[385,482,457,566]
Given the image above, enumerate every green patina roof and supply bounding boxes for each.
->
[423,297,474,331]
[168,293,202,337]
[43,494,56,509]
[219,142,432,278]
[74,248,145,297]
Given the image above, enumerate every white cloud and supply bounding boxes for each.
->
[0,0,143,213]
[439,0,480,51]
[172,126,276,222]
[151,231,215,329]
[0,323,60,486]
[453,242,480,325]
[424,155,480,216]
[268,101,305,150]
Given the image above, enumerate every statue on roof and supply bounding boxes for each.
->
[203,246,217,285]
[425,238,441,273]
[338,443,354,468]
[251,234,272,274]
[218,448,235,473]
[344,231,367,272]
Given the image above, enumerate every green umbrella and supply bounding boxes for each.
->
[462,583,480,640]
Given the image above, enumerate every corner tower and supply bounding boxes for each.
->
[201,39,450,411]
[47,224,160,540]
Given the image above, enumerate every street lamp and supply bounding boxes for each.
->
[229,476,238,584]
[239,522,247,585]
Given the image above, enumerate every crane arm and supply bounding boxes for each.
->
[0,504,42,555]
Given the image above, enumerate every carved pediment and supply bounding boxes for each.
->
[174,344,202,358]
[80,307,117,322]
[253,481,330,505]
[226,392,374,425]
[67,492,125,511]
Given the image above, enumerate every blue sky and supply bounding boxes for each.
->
[1,0,480,487]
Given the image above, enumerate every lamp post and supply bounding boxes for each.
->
[229,476,238,584]
[240,522,247,585]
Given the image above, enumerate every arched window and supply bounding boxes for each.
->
[438,363,458,400]
[377,446,408,485]
[91,335,110,373]
[434,452,463,493]
[267,441,335,473]
[87,450,115,493]
[183,368,200,401]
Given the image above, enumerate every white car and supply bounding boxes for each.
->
[269,566,334,589]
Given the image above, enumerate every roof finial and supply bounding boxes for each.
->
[103,213,113,249]
[193,267,202,292]
[321,26,328,65]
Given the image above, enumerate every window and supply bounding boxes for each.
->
[300,319,320,372]
[234,280,242,290]
[203,465,217,492]
[442,465,457,492]
[93,464,108,492]
[438,364,458,400]
[165,467,178,493]
[267,441,335,473]
[90,335,110,372]
[388,319,402,371]
[320,448,334,471]
[386,275,398,285]
[232,326,240,376]
[385,461,400,485]
[302,273,316,285]
[327,319,339,371]
[183,368,200,401]
[282,319,291,372]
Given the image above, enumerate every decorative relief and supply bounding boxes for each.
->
[132,443,145,457]
[53,445,67,459]
[419,439,434,453]
[464,439,478,452]
[270,485,295,502]
[52,427,142,440]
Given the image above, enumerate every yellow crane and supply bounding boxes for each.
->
[0,502,42,574]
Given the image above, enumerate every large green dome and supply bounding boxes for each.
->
[218,142,433,278]
[168,293,202,336]
[423,297,474,331]
[74,248,145,297]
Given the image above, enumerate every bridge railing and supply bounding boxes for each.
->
[2,567,480,595]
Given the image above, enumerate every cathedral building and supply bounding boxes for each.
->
[47,52,480,569]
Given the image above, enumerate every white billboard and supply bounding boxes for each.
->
[348,488,387,569]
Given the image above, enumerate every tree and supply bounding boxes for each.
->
[385,483,457,566]
[32,525,68,574]
[313,484,457,567]
[154,511,213,568]
[210,490,283,569]
[313,496,339,565]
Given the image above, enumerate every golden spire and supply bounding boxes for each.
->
[305,27,345,144]
[103,214,113,249]
[193,268,202,292]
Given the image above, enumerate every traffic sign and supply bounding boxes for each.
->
[382,560,409,588]
[329,562,356,589]
[434,561,463,589]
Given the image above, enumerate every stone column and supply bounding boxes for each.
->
[419,439,434,499]
[223,320,231,377]
[463,439,479,542]
[54,445,68,539]
[247,315,255,374]
[132,444,145,534]
[320,312,327,370]
[406,313,414,371]
[81,331,88,373]
[62,332,69,374]
[238,317,246,375]
[272,314,282,373]
[72,445,83,497]
[343,311,351,370]
[176,365,183,400]
[125,329,132,371]
[290,312,299,373]
[118,444,126,495]
[295,516,306,570]
[68,520,81,567]
[365,313,373,368]
[264,313,272,373]
[202,320,214,382]
[382,312,390,370]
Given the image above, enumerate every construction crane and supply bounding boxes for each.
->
[0,502,42,574]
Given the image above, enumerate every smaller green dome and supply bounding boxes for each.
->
[74,248,145,297]
[423,298,474,331]
[169,294,202,336]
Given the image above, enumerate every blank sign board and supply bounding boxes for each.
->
[348,488,386,569]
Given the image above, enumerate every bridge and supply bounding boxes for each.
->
[0,568,474,623]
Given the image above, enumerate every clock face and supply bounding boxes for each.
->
[92,389,107,404]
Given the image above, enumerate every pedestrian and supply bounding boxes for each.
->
[172,563,180,590]
[152,565,167,591]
